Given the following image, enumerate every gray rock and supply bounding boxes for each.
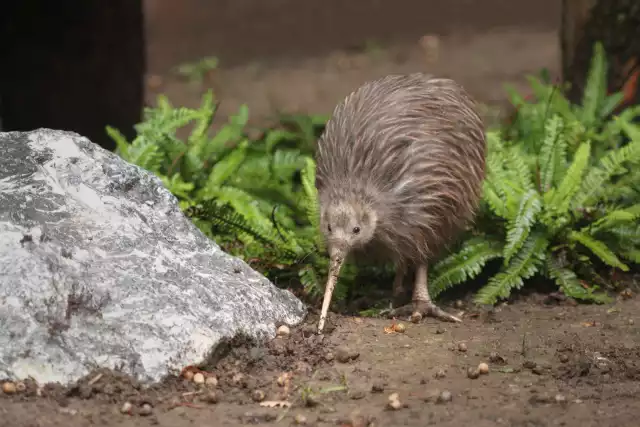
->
[0,129,306,385]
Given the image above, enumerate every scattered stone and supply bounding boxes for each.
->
[183,370,194,381]
[349,389,366,400]
[555,394,567,405]
[434,369,446,379]
[457,342,468,352]
[410,312,422,323]
[202,391,219,404]
[193,372,205,385]
[335,347,359,363]
[2,382,17,394]
[277,325,291,337]
[628,319,635,325]
[139,403,153,416]
[231,373,246,387]
[324,352,335,362]
[393,322,407,333]
[252,389,266,402]
[559,354,569,363]
[293,413,308,425]
[454,300,464,309]
[435,327,446,334]
[532,365,545,375]
[205,376,218,387]
[387,392,402,410]
[276,373,290,387]
[371,382,385,393]
[522,360,537,370]
[120,401,133,414]
[437,390,452,403]
[489,352,507,365]
[478,362,490,375]
[467,367,480,379]
[15,382,27,393]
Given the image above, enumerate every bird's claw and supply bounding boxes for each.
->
[387,300,462,323]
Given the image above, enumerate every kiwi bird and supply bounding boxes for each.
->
[314,73,486,333]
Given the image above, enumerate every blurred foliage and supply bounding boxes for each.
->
[109,41,639,312]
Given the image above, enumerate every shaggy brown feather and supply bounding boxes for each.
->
[315,72,486,267]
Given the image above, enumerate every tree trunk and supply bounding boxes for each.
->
[561,0,640,108]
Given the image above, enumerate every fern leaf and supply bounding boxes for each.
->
[429,238,503,299]
[568,231,629,271]
[106,125,131,158]
[546,258,611,303]
[474,233,548,305]
[580,41,606,127]
[503,189,542,264]
[202,140,249,192]
[589,204,640,234]
[538,115,565,192]
[547,140,591,214]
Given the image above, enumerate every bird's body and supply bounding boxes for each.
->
[314,73,486,332]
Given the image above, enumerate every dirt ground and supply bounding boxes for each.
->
[3,292,640,427]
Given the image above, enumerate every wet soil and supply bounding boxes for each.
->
[3,293,640,427]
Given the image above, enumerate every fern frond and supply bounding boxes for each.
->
[429,237,503,299]
[580,41,606,127]
[546,258,611,303]
[547,140,591,214]
[474,233,548,305]
[538,115,565,192]
[503,189,542,263]
[568,230,629,271]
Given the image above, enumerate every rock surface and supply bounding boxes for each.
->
[0,129,307,385]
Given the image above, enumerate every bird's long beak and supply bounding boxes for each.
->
[317,246,346,334]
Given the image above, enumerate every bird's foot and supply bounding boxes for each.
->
[387,300,462,323]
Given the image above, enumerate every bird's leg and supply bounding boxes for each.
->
[378,263,408,316]
[391,262,408,307]
[389,264,462,323]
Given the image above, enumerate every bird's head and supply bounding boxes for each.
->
[319,199,378,265]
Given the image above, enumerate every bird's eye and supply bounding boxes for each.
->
[353,226,360,234]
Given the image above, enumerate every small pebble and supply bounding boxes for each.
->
[435,327,446,334]
[183,370,194,381]
[437,390,452,403]
[120,401,133,414]
[387,399,402,410]
[628,319,635,325]
[434,369,446,379]
[2,382,17,394]
[294,413,308,425]
[277,325,290,337]
[324,352,335,362]
[371,382,385,393]
[252,389,266,402]
[559,354,569,363]
[467,367,480,379]
[393,322,407,333]
[15,382,26,393]
[454,300,464,309]
[523,360,537,369]
[139,403,153,416]
[410,312,422,323]
[457,342,468,352]
[193,373,205,384]
[478,362,489,375]
[489,352,507,364]
[205,376,218,387]
[336,347,359,363]
[202,391,219,404]
[555,393,567,404]
[532,365,545,375]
